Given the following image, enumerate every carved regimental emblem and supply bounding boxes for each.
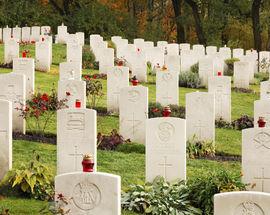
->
[67,112,85,130]
[158,122,175,142]
[254,131,270,149]
[234,201,264,215]
[72,180,101,211]
[128,90,140,102]
[162,73,172,82]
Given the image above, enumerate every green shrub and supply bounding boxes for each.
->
[148,103,185,119]
[190,63,199,74]
[84,76,104,109]
[215,118,232,129]
[187,136,215,159]
[224,58,240,76]
[8,152,54,201]
[255,72,269,82]
[122,177,201,215]
[82,46,96,69]
[188,170,246,215]
[179,72,201,88]
[231,115,254,130]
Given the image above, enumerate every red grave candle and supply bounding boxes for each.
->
[218,71,222,76]
[258,117,266,128]
[82,154,94,172]
[22,51,27,58]
[162,106,171,117]
[75,99,81,108]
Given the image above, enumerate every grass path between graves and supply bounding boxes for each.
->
[0,44,257,214]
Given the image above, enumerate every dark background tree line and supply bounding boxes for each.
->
[0,0,269,50]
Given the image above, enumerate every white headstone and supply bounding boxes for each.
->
[260,81,270,100]
[156,70,179,106]
[234,61,250,89]
[254,100,270,127]
[58,80,86,109]
[31,26,40,42]
[179,43,190,51]
[59,62,81,81]
[239,55,255,82]
[55,172,121,215]
[0,73,26,133]
[219,47,231,60]
[99,48,114,74]
[232,48,244,59]
[186,92,215,142]
[22,27,31,43]
[199,57,214,87]
[76,32,85,46]
[214,192,270,215]
[164,55,180,73]
[67,40,82,70]
[35,40,51,72]
[167,43,179,56]
[111,36,122,44]
[119,86,148,144]
[4,38,19,64]
[129,51,147,82]
[41,26,51,35]
[157,41,168,53]
[13,58,35,99]
[208,76,231,122]
[259,51,270,73]
[115,39,128,58]
[146,117,186,182]
[107,66,129,113]
[147,47,164,69]
[3,26,11,43]
[193,44,205,60]
[180,50,194,73]
[0,100,12,181]
[57,108,97,174]
[134,38,145,51]
[57,23,68,44]
[242,127,270,192]
[12,26,21,42]
[206,46,217,56]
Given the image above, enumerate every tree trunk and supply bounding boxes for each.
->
[252,0,262,51]
[172,0,186,43]
[184,0,206,45]
[267,25,270,51]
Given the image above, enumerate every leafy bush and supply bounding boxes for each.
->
[224,58,240,76]
[122,177,201,215]
[18,88,67,136]
[84,76,104,109]
[255,72,269,82]
[8,152,54,201]
[231,115,254,130]
[97,130,129,150]
[190,63,199,74]
[215,118,232,129]
[179,71,201,88]
[148,103,185,119]
[82,46,96,69]
[187,136,215,159]
[188,170,246,215]
[83,74,107,80]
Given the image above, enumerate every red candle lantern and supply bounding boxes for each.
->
[218,71,222,76]
[82,154,94,172]
[22,51,27,58]
[42,37,45,42]
[118,60,123,66]
[75,99,81,108]
[258,117,266,128]
[131,76,139,86]
[162,106,171,117]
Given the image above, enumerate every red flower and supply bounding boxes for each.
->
[152,108,160,113]
[41,106,47,111]
[34,110,40,118]
[57,193,64,200]
[33,98,38,104]
[24,107,29,112]
[41,93,49,102]
[84,75,90,81]
[66,92,71,96]
[93,75,97,79]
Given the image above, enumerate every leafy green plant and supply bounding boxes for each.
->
[82,46,96,69]
[187,136,215,159]
[188,170,246,215]
[224,58,240,76]
[179,71,201,88]
[255,72,269,82]
[8,152,54,201]
[97,129,130,150]
[84,75,104,109]
[231,115,254,130]
[122,177,201,215]
[215,118,232,129]
[190,63,199,74]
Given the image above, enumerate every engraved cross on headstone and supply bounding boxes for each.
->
[215,85,229,118]
[194,120,206,139]
[69,146,84,171]
[254,167,270,192]
[158,156,172,180]
[126,112,142,136]
[162,92,172,105]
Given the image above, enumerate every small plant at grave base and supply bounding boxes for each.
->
[232,87,254,94]
[122,177,201,215]
[231,115,254,130]
[215,117,232,129]
[188,170,246,215]
[40,193,72,215]
[179,71,201,88]
[8,152,54,201]
[18,87,67,137]
[190,62,199,74]
[97,129,130,150]
[224,58,240,76]
[84,75,104,109]
[255,72,270,82]
[187,136,215,159]
[82,46,96,69]
[0,62,12,69]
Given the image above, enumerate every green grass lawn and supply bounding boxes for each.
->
[0,44,257,214]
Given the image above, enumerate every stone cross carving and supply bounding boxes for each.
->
[158,156,172,179]
[126,113,142,136]
[215,85,229,118]
[194,120,206,139]
[254,167,270,192]
[69,146,84,171]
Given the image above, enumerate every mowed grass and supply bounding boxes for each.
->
[0,44,255,214]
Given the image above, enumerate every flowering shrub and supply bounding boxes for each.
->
[84,75,104,109]
[187,136,215,159]
[83,73,107,80]
[18,88,67,136]
[97,129,129,150]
